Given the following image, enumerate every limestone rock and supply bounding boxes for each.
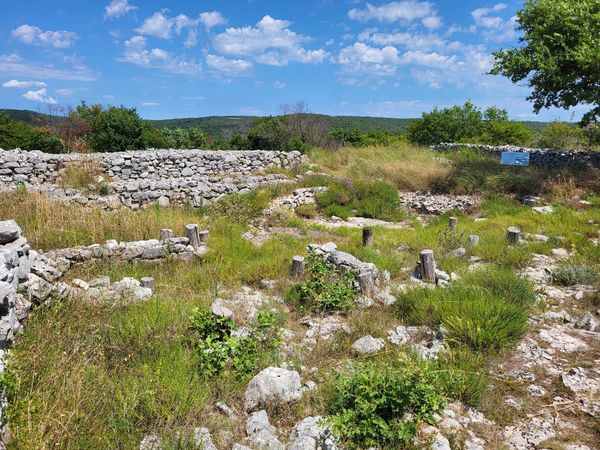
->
[351,335,385,355]
[193,427,217,450]
[245,410,284,450]
[0,220,21,245]
[244,367,302,412]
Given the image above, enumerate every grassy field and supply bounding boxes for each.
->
[1,144,599,449]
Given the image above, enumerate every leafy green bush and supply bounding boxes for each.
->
[286,250,357,312]
[328,357,446,449]
[534,120,587,150]
[189,308,282,379]
[407,102,532,146]
[315,179,402,221]
[161,127,207,149]
[331,128,407,147]
[208,189,272,223]
[87,106,145,152]
[552,265,597,286]
[0,113,64,153]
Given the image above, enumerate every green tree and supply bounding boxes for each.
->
[88,106,145,152]
[490,0,600,124]
[406,102,484,145]
[0,113,64,153]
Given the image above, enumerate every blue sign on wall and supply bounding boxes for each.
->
[501,151,530,166]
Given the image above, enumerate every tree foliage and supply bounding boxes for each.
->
[490,0,600,124]
[406,102,532,146]
[0,113,64,153]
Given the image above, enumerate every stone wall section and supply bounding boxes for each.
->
[433,143,600,168]
[0,149,303,185]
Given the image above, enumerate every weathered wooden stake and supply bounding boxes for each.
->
[362,227,373,247]
[419,249,436,283]
[186,224,201,250]
[507,227,521,245]
[358,271,374,296]
[198,230,210,243]
[140,277,154,289]
[291,255,305,277]
[160,228,173,241]
[448,217,458,231]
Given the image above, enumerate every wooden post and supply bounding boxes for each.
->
[160,228,173,241]
[140,277,154,289]
[291,256,305,277]
[419,249,436,283]
[507,227,521,245]
[467,235,480,247]
[358,271,374,296]
[198,230,209,243]
[186,224,201,250]
[362,227,373,247]
[448,217,457,231]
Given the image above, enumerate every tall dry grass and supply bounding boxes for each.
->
[0,191,203,250]
[308,144,452,191]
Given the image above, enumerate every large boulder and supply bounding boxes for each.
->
[244,367,302,412]
[245,410,284,450]
[288,416,337,450]
[0,221,21,245]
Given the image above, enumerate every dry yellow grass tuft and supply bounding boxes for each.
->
[308,144,451,191]
[0,191,203,250]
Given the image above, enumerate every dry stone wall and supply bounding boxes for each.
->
[0,149,304,209]
[433,143,600,168]
[0,149,303,185]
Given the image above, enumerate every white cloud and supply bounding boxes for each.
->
[119,35,202,74]
[273,81,286,89]
[2,79,47,88]
[338,43,401,76]
[206,54,252,75]
[348,1,435,23]
[135,9,226,46]
[141,102,159,106]
[359,30,446,52]
[199,11,227,29]
[471,3,516,41]
[422,15,442,29]
[212,15,327,67]
[12,25,77,48]
[0,53,98,81]
[135,10,173,38]
[22,88,57,104]
[105,0,137,19]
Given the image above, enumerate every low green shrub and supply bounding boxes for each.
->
[189,308,282,379]
[327,357,446,449]
[208,189,272,223]
[295,203,319,219]
[435,349,489,406]
[315,179,402,221]
[394,270,533,353]
[552,265,597,286]
[286,249,357,312]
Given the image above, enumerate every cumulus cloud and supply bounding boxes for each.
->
[348,1,439,25]
[135,9,226,46]
[199,11,227,29]
[119,35,202,75]
[0,53,98,81]
[338,43,401,76]
[12,24,77,48]
[22,88,57,104]
[359,30,447,52]
[104,0,137,19]
[471,3,517,41]
[212,15,327,67]
[205,54,252,75]
[2,79,47,88]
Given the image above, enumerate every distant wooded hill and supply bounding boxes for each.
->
[2,108,551,139]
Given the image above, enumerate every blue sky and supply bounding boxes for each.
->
[0,0,585,120]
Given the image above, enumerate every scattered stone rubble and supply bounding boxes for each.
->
[399,191,480,214]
